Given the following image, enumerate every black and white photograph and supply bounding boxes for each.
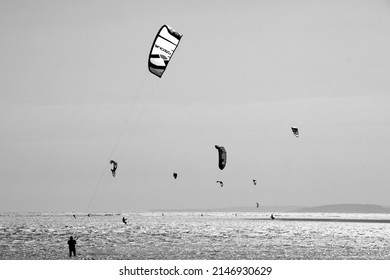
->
[1,1,390,277]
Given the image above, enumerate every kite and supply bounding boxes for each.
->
[148,25,182,78]
[215,145,227,170]
[291,127,299,137]
[110,160,118,177]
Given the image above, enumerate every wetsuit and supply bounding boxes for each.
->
[68,238,76,257]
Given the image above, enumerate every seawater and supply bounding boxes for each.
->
[1,212,390,260]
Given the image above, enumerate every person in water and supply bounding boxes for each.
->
[122,217,127,225]
[271,214,275,220]
[68,236,77,257]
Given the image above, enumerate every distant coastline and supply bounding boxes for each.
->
[151,204,390,214]
[295,204,390,214]
[150,206,301,213]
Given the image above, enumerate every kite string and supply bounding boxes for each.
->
[86,165,107,213]
[108,70,149,160]
[116,77,160,161]
[116,78,161,206]
[86,70,147,213]
[86,74,160,213]
[276,132,300,196]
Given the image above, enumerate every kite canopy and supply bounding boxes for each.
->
[110,160,118,177]
[215,145,227,170]
[173,173,177,179]
[216,181,224,187]
[110,160,117,169]
[291,126,299,137]
[148,25,182,78]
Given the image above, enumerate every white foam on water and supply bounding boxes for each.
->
[1,212,390,259]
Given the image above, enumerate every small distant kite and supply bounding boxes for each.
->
[256,202,259,208]
[173,172,178,179]
[253,179,257,186]
[110,160,118,177]
[216,181,224,187]
[291,126,299,137]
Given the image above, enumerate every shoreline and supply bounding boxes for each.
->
[245,218,390,223]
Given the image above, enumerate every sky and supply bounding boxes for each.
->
[1,0,390,212]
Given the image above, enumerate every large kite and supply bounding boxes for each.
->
[215,145,227,170]
[148,25,182,78]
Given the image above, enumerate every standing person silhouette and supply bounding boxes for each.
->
[68,236,77,257]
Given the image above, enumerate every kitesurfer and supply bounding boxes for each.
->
[271,214,275,220]
[68,236,77,257]
[73,214,76,219]
[122,217,127,225]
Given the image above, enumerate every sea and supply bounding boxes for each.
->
[1,212,390,260]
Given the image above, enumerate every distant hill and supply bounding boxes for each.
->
[296,204,390,214]
[151,204,390,214]
[150,206,302,213]
[207,206,302,212]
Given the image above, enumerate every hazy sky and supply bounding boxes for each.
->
[1,0,390,212]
